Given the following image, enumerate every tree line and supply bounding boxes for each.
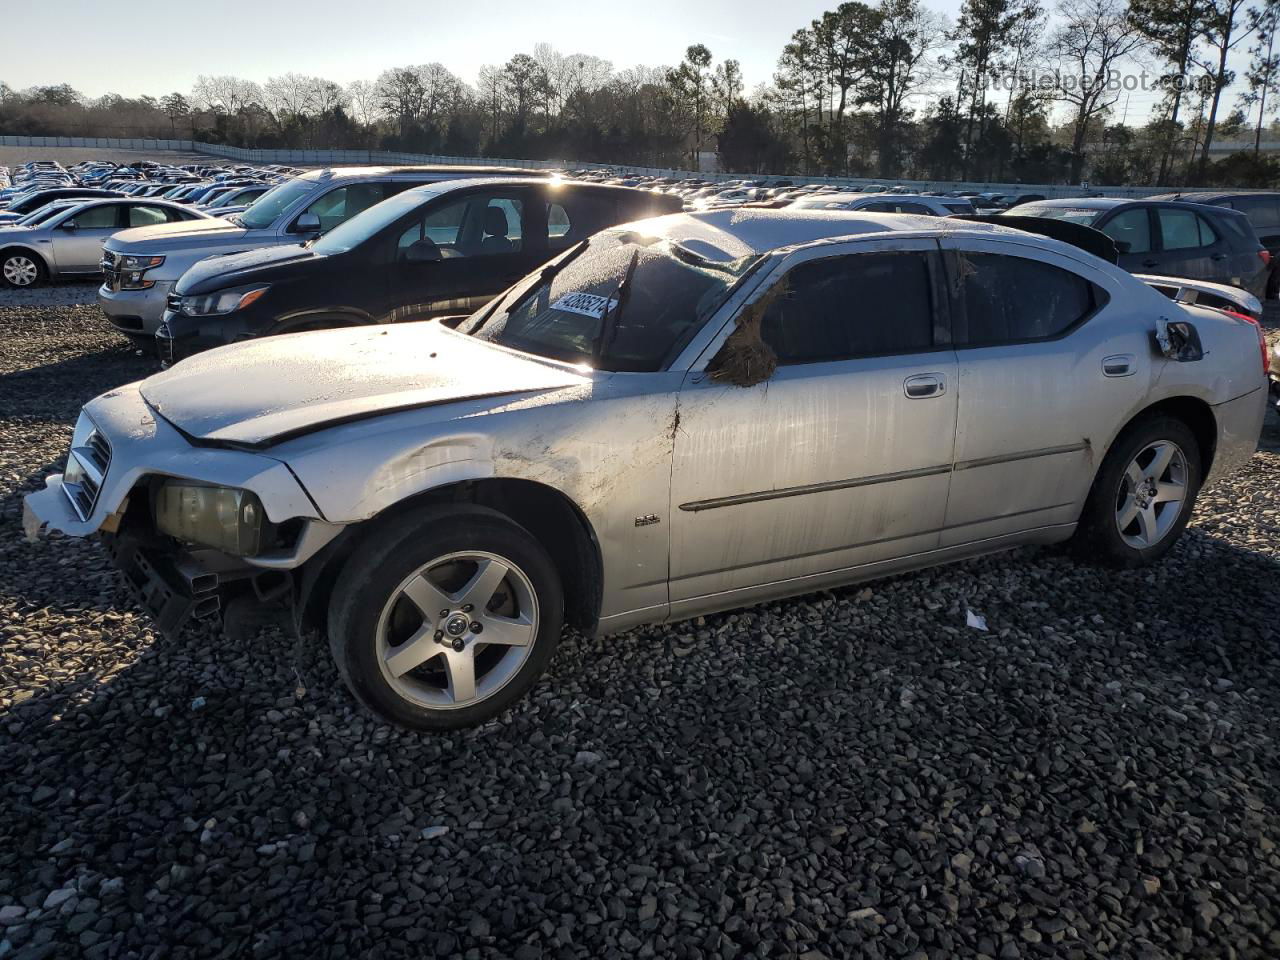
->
[5,0,1280,187]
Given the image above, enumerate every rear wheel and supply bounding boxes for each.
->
[1,250,45,288]
[327,508,563,730]
[1073,415,1201,567]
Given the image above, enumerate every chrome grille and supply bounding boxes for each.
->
[61,426,111,522]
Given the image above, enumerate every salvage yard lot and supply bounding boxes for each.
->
[2,297,1280,959]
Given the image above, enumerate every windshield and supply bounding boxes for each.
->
[312,188,439,255]
[237,178,314,229]
[1008,205,1101,225]
[460,231,759,372]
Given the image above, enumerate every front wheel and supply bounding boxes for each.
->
[1,251,45,288]
[1073,415,1202,567]
[327,508,564,730]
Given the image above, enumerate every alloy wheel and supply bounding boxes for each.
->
[1114,440,1189,549]
[375,550,539,710]
[3,256,38,287]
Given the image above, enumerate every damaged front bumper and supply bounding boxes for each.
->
[23,383,344,635]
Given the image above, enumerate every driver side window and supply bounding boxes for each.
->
[305,183,387,233]
[71,205,120,229]
[395,193,525,261]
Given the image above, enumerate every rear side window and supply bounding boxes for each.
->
[1159,209,1216,250]
[1230,195,1280,229]
[127,205,168,227]
[545,192,624,252]
[760,252,935,365]
[957,253,1095,345]
[897,202,935,215]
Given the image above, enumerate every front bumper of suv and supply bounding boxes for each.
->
[98,279,174,338]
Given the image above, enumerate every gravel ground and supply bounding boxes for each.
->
[2,304,1280,960]
[0,280,101,309]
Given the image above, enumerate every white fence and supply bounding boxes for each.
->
[0,133,1187,198]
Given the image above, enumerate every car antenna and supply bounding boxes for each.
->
[594,250,640,364]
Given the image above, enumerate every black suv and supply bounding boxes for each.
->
[1007,198,1271,297]
[1148,192,1280,297]
[157,179,680,363]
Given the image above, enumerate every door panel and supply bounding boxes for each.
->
[668,238,958,603]
[670,356,958,601]
[939,238,1152,545]
[52,205,119,272]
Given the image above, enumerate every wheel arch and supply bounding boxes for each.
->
[298,477,603,636]
[1105,394,1217,480]
[0,244,51,277]
[272,308,374,334]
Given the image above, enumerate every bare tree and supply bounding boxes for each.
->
[1049,0,1147,182]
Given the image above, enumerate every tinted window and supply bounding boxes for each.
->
[1159,209,1215,250]
[1230,195,1280,229]
[861,201,895,212]
[760,253,935,364]
[71,205,119,228]
[897,202,935,215]
[305,183,388,233]
[959,253,1094,345]
[1098,208,1151,254]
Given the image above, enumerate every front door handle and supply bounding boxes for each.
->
[1141,259,1159,268]
[904,373,946,398]
[1102,354,1136,377]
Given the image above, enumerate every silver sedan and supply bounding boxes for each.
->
[25,210,1269,730]
[0,198,212,288]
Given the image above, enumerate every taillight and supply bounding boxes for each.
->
[1260,249,1273,267]
[1222,309,1269,375]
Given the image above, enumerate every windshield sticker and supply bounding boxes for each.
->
[551,292,619,319]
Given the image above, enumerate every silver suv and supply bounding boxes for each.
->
[98,165,547,340]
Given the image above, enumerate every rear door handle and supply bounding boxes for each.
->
[1102,354,1136,377]
[904,373,946,398]
[1210,253,1228,261]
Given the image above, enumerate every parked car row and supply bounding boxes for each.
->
[0,157,302,288]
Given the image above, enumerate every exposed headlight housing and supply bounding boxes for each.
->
[181,286,270,317]
[154,482,264,556]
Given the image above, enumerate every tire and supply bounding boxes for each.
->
[327,506,564,730]
[1072,415,1202,568]
[1,250,46,289]
[1268,266,1280,301]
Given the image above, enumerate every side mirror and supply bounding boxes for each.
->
[404,239,443,263]
[1114,240,1132,254]
[60,220,77,230]
[292,212,321,234]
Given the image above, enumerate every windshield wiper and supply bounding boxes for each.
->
[472,239,590,335]
[593,250,640,363]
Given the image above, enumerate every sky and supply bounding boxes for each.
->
[0,0,1251,130]
[1,0,966,97]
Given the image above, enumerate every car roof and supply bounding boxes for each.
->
[1146,191,1280,202]
[399,177,653,198]
[299,165,551,183]
[626,208,1054,259]
[1024,197,1128,210]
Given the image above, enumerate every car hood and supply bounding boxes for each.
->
[139,322,590,447]
[176,243,322,295]
[104,217,246,254]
